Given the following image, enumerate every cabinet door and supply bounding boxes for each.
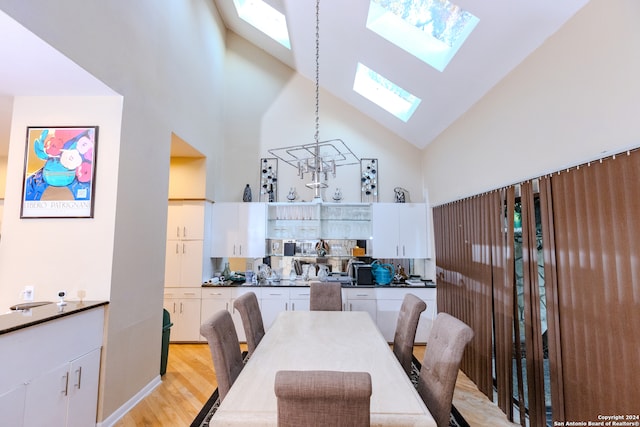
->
[289,288,310,312]
[260,289,289,330]
[167,201,205,240]
[23,363,69,427]
[398,204,428,258]
[180,240,205,286]
[67,349,101,427]
[211,203,239,257]
[164,291,202,342]
[372,203,401,258]
[164,241,182,287]
[0,384,26,427]
[238,203,266,258]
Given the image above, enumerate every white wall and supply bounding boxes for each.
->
[222,33,426,204]
[0,0,227,422]
[0,96,122,304]
[423,0,640,206]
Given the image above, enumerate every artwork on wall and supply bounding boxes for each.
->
[360,158,378,202]
[259,158,278,202]
[20,126,98,218]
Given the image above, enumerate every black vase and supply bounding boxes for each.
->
[243,184,252,202]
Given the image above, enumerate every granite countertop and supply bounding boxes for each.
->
[0,300,108,336]
[202,280,436,289]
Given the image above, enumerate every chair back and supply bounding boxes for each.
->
[393,293,427,376]
[417,312,474,427]
[274,370,372,427]
[309,281,342,311]
[233,291,265,356]
[200,310,244,401]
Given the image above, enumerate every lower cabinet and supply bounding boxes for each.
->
[376,288,437,343]
[342,288,377,323]
[164,288,202,342]
[23,349,101,427]
[0,306,104,427]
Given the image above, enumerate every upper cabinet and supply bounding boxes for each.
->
[266,203,371,240]
[371,203,429,259]
[165,200,212,287]
[166,200,207,240]
[211,203,267,258]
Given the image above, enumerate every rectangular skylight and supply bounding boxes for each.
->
[366,0,479,72]
[233,0,291,49]
[353,63,421,122]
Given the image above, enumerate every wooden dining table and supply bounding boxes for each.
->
[210,310,436,426]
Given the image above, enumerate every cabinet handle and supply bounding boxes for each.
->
[183,226,187,238]
[61,372,69,396]
[402,245,406,256]
[292,302,295,311]
[180,302,184,314]
[182,243,186,254]
[349,303,353,311]
[226,302,229,311]
[175,243,179,254]
[396,246,399,256]
[176,226,180,239]
[356,294,368,297]
[75,366,83,390]
[173,302,176,313]
[184,292,196,296]
[285,302,289,311]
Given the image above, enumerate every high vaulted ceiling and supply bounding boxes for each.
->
[213,0,590,149]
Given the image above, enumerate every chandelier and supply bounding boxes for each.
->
[267,0,359,202]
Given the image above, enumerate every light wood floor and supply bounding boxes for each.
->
[114,343,517,427]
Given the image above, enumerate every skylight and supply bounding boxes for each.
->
[232,0,291,49]
[366,0,479,72]
[353,63,421,122]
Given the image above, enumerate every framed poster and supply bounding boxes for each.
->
[20,126,98,218]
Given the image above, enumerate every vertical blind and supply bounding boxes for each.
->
[434,150,640,425]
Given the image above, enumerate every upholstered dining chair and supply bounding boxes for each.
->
[200,310,244,401]
[309,281,342,311]
[416,312,474,427]
[274,370,372,427]
[393,293,427,376]
[233,291,265,357]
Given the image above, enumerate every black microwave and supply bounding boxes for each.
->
[353,264,373,286]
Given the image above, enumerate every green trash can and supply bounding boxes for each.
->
[160,309,173,376]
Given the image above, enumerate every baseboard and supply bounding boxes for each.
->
[97,375,162,427]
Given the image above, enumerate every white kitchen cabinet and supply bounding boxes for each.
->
[167,200,207,240]
[372,203,429,258]
[0,305,104,427]
[375,287,436,343]
[211,203,266,258]
[260,288,290,330]
[23,348,101,427]
[164,288,202,342]
[165,200,212,287]
[288,287,311,312]
[343,288,377,322]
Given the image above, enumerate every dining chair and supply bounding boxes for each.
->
[416,312,474,427]
[274,370,372,427]
[393,293,427,376]
[200,310,244,401]
[309,281,342,311]
[233,291,265,357]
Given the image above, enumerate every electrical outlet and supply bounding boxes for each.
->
[23,286,34,301]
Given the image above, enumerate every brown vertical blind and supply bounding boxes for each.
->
[434,149,640,425]
[547,153,640,419]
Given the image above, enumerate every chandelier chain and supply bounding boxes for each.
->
[314,0,320,148]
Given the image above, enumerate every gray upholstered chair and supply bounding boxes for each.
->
[200,310,244,401]
[233,291,265,357]
[393,293,427,376]
[417,313,474,427]
[274,370,372,427]
[309,281,342,311]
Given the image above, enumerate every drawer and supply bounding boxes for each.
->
[261,288,289,300]
[344,288,376,299]
[289,288,311,299]
[164,287,202,299]
[201,287,232,299]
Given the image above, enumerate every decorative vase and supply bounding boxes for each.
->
[287,187,297,202]
[332,188,343,202]
[243,184,252,202]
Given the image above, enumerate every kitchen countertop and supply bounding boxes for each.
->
[0,300,108,336]
[202,280,436,288]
